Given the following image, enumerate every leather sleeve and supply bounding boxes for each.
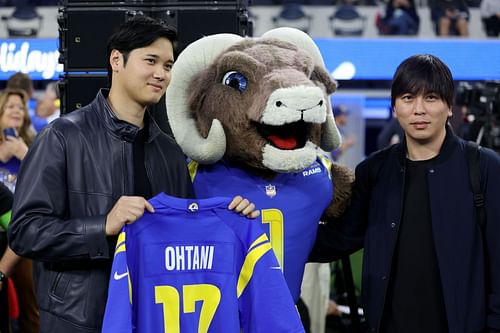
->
[8,126,110,262]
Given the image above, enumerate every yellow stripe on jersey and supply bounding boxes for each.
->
[115,243,126,256]
[237,242,272,298]
[318,154,333,179]
[188,160,199,182]
[248,233,269,252]
[116,231,126,249]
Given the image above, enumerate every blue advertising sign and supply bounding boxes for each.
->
[315,38,500,81]
[1,37,499,81]
[0,38,63,80]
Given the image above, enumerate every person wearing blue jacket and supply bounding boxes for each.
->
[310,54,500,333]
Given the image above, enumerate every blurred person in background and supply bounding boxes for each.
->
[330,105,356,162]
[377,116,404,149]
[431,0,469,36]
[34,82,60,126]
[300,262,343,333]
[5,73,33,103]
[0,90,39,333]
[0,90,35,180]
[380,0,420,35]
[5,72,46,134]
[480,0,500,36]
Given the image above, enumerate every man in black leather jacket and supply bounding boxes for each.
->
[8,16,257,333]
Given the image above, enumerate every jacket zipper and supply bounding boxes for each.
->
[122,140,127,195]
[144,143,153,195]
[376,164,406,333]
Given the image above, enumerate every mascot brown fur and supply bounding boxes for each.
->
[166,27,353,302]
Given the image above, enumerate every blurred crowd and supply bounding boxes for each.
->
[264,0,499,37]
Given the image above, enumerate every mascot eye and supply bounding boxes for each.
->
[222,71,248,93]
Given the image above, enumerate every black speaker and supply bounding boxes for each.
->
[59,5,250,71]
[152,6,250,52]
[58,7,147,71]
[58,7,148,72]
[59,74,109,114]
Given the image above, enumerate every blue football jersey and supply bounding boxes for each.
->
[102,193,304,333]
[190,157,334,302]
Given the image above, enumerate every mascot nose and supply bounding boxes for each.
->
[299,100,324,112]
[275,99,324,111]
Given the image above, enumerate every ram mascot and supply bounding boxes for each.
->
[166,28,353,303]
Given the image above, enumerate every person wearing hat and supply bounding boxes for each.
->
[330,104,356,161]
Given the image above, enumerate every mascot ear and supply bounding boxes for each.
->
[313,65,337,95]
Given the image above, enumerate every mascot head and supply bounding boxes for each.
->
[166,27,341,173]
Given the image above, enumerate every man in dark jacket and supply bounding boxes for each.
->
[310,54,500,333]
[7,16,257,333]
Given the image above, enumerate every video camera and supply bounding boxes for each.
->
[456,81,500,152]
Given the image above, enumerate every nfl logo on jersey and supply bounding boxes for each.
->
[265,184,277,198]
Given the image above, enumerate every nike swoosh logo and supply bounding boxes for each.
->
[113,271,128,280]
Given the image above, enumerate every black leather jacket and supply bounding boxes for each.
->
[8,90,194,333]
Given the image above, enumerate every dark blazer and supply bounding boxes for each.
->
[311,128,500,333]
[8,89,194,333]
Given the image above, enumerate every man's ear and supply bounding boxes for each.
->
[109,49,122,72]
[392,107,398,118]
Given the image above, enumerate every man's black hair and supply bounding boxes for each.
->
[391,54,455,108]
[106,15,177,86]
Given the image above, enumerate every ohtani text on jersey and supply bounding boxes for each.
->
[164,245,214,271]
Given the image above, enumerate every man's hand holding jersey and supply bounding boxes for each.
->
[106,195,260,236]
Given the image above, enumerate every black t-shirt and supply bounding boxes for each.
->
[382,158,448,333]
[133,122,152,199]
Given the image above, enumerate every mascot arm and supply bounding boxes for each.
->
[309,163,367,262]
[324,163,354,219]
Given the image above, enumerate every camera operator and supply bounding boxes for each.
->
[456,81,500,153]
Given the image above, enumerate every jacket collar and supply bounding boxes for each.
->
[95,89,162,143]
[396,124,459,167]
